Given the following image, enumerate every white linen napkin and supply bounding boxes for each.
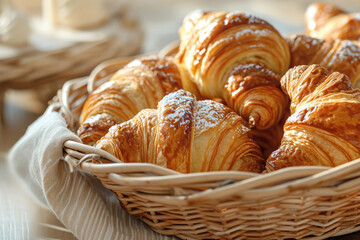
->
[8,109,174,240]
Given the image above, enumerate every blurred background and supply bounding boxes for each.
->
[1,0,360,239]
[130,0,360,52]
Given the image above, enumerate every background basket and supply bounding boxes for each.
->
[0,11,143,122]
[57,48,360,240]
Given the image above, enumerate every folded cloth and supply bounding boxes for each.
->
[8,109,174,240]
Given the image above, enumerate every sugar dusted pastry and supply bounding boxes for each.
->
[267,64,360,171]
[97,90,265,173]
[252,108,289,159]
[78,55,188,145]
[287,34,360,87]
[176,10,290,130]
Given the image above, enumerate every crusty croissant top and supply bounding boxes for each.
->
[96,90,264,173]
[267,64,360,171]
[176,10,290,130]
[305,2,360,41]
[287,34,360,87]
[78,56,184,145]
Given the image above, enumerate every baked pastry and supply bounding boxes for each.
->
[176,10,290,130]
[96,90,264,173]
[267,64,360,171]
[305,2,360,41]
[78,55,185,145]
[287,34,360,87]
[252,108,289,159]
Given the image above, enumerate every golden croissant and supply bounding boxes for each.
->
[287,34,360,87]
[305,2,360,41]
[176,10,290,130]
[252,108,289,159]
[267,64,360,171]
[78,55,194,145]
[96,90,264,173]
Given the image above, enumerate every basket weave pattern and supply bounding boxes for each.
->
[60,49,360,240]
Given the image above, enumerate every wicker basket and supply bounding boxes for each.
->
[0,11,143,121]
[57,46,360,240]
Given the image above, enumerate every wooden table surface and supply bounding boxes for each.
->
[1,0,360,239]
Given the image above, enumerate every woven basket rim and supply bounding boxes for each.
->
[63,137,360,204]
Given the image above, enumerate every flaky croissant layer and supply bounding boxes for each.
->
[286,34,360,87]
[97,90,265,173]
[176,10,290,130]
[78,55,184,145]
[267,65,360,171]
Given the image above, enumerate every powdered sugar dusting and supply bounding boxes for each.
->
[158,90,228,135]
[235,28,272,38]
[195,100,225,134]
[301,35,323,50]
[224,12,268,26]
[158,90,195,130]
[330,40,360,66]
[231,62,274,74]
[215,28,273,47]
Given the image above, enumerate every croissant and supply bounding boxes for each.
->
[176,10,290,130]
[78,55,190,145]
[267,64,360,171]
[252,108,290,159]
[96,90,264,173]
[286,34,360,87]
[305,2,360,41]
